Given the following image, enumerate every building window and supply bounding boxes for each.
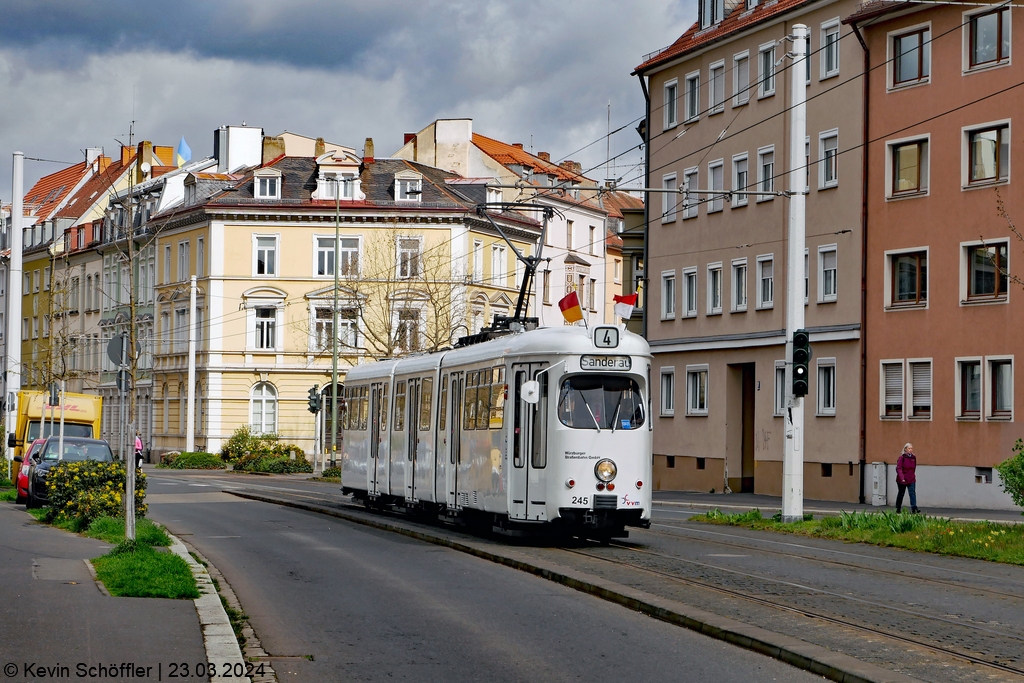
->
[968,7,1010,69]
[396,176,422,201]
[197,236,205,278]
[661,271,676,319]
[683,168,699,219]
[613,259,621,284]
[804,32,812,84]
[819,131,838,188]
[893,27,931,85]
[662,174,678,222]
[249,382,277,434]
[255,176,280,200]
[543,270,551,304]
[397,238,421,279]
[567,219,574,249]
[178,240,190,281]
[686,366,709,416]
[683,268,698,317]
[684,72,700,122]
[664,80,678,129]
[967,124,1009,185]
[395,309,421,352]
[255,236,277,276]
[699,0,724,29]
[589,225,597,255]
[708,264,722,314]
[709,62,725,114]
[891,250,927,306]
[817,360,836,416]
[966,242,1008,300]
[588,277,596,310]
[819,247,837,302]
[909,360,932,419]
[661,369,675,416]
[733,53,750,106]
[254,308,277,350]
[990,358,1013,418]
[959,359,983,418]
[882,361,904,419]
[759,44,776,97]
[732,154,749,207]
[890,139,929,196]
[732,259,747,312]
[491,245,507,286]
[164,245,171,285]
[757,256,774,308]
[774,362,786,416]
[822,20,841,77]
[707,161,725,212]
[757,147,774,201]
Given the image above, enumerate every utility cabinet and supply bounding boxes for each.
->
[871,462,887,506]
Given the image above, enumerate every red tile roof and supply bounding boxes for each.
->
[602,190,644,218]
[472,134,586,183]
[55,157,131,220]
[843,0,914,24]
[635,0,815,74]
[23,161,91,222]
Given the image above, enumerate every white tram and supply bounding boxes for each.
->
[340,323,653,538]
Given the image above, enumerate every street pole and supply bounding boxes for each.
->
[120,330,135,540]
[58,379,66,458]
[782,24,808,523]
[185,275,197,453]
[5,152,24,479]
[330,182,340,468]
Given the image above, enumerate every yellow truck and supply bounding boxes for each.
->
[8,391,102,481]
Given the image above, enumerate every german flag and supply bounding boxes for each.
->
[558,290,584,323]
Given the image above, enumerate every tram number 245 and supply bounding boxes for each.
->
[571,496,590,506]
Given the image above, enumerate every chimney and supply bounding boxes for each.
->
[137,141,154,182]
[404,133,416,145]
[512,143,524,150]
[262,135,286,165]
[121,145,133,165]
[363,137,375,165]
[314,137,326,156]
[538,151,550,162]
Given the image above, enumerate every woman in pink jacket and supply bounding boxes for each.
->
[895,443,919,514]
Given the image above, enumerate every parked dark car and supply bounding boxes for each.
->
[14,438,47,504]
[26,437,114,509]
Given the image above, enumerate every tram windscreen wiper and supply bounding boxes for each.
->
[579,392,601,432]
[610,394,623,433]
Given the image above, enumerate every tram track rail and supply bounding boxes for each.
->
[561,541,1024,678]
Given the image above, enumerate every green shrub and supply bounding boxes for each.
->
[45,461,147,526]
[163,452,224,470]
[222,425,280,462]
[236,454,312,474]
[223,425,309,473]
[997,439,1024,515]
[322,466,341,479]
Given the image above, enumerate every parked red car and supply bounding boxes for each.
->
[15,439,46,504]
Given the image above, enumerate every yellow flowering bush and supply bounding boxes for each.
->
[45,461,147,525]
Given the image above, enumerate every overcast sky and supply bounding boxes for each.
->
[1,1,693,201]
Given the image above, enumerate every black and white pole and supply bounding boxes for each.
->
[120,331,135,540]
[782,24,808,523]
[185,275,197,453]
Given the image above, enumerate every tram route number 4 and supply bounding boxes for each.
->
[593,326,620,349]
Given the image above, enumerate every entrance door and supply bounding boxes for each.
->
[369,382,388,496]
[741,364,755,493]
[406,378,421,502]
[445,373,463,510]
[510,363,547,521]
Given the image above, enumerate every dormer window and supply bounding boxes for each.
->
[254,169,282,200]
[318,173,358,200]
[486,186,502,204]
[395,171,422,201]
[699,0,724,29]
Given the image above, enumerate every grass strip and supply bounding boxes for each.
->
[0,489,16,502]
[694,508,1024,565]
[92,542,199,599]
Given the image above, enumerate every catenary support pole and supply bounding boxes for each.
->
[5,152,24,479]
[330,183,340,468]
[782,25,808,523]
[121,331,134,540]
[186,275,197,453]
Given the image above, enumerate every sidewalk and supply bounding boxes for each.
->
[653,490,1024,524]
[0,500,207,680]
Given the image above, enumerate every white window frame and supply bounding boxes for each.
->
[887,22,932,90]
[880,359,905,420]
[961,119,1011,189]
[709,60,726,115]
[959,238,1010,305]
[819,129,839,189]
[686,365,709,416]
[731,258,748,312]
[662,173,678,223]
[805,248,810,304]
[733,51,751,106]
[396,236,423,280]
[955,356,984,420]
[253,234,279,277]
[314,234,361,278]
[491,244,508,287]
[177,240,190,282]
[682,168,699,219]
[664,79,679,130]
[757,146,775,202]
[986,355,1014,421]
[707,262,723,315]
[816,358,837,416]
[732,153,749,207]
[254,171,282,200]
[907,358,933,420]
[758,42,776,97]
[684,71,701,122]
[708,160,725,213]
[774,361,787,416]
[661,270,677,320]
[821,19,841,79]
[395,173,423,202]
[818,245,838,303]
[249,382,278,434]
[253,306,279,351]
[682,267,698,317]
[962,5,1012,74]
[884,246,929,309]
[756,254,774,309]
[885,134,931,199]
[660,367,676,417]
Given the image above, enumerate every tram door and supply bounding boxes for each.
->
[366,382,385,493]
[406,378,422,501]
[510,363,548,521]
[445,373,463,510]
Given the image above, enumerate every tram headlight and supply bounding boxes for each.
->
[594,458,617,483]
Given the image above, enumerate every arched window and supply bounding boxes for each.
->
[250,382,278,434]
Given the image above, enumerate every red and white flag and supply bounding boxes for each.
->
[613,293,638,320]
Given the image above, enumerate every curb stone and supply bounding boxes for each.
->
[165,529,252,683]
[82,558,110,596]
[228,490,924,683]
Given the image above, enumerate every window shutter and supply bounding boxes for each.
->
[883,363,903,416]
[823,250,837,271]
[910,362,931,416]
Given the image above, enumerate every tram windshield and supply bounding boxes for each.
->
[557,375,644,431]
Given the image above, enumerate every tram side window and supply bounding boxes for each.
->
[378,384,388,432]
[360,386,370,430]
[476,370,491,430]
[464,371,478,427]
[531,374,547,469]
[394,381,406,431]
[489,366,506,429]
[513,371,524,467]
[340,388,350,430]
[439,374,448,431]
[557,375,645,430]
[419,377,433,431]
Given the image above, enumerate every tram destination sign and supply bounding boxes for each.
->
[580,355,632,371]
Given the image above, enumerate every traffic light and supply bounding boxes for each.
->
[307,385,321,414]
[792,329,812,397]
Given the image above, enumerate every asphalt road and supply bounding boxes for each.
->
[147,471,822,683]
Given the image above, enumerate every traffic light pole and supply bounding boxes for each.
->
[782,24,808,524]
